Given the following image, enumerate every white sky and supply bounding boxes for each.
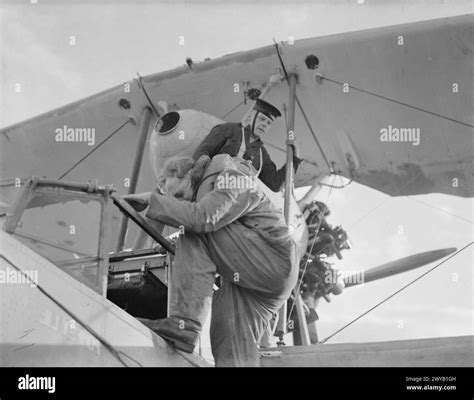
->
[1,0,472,356]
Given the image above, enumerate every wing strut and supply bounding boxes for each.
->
[116,107,153,251]
[274,72,312,347]
[273,42,334,174]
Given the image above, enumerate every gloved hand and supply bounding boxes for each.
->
[285,140,300,159]
[121,192,152,212]
[292,142,300,159]
[268,73,284,85]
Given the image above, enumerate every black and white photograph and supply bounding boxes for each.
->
[0,0,472,394]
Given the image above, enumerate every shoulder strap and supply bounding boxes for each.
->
[256,148,263,175]
[236,125,247,160]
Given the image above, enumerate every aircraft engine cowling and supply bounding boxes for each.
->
[149,109,225,181]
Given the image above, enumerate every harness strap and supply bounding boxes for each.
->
[237,125,263,176]
[237,125,246,160]
[256,148,263,175]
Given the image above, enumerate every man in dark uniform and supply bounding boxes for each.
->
[193,98,302,192]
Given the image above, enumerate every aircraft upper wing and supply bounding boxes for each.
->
[1,14,472,201]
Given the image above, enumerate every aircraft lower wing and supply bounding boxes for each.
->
[260,336,474,367]
[0,14,472,200]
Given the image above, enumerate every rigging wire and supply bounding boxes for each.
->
[58,119,131,180]
[286,174,337,326]
[272,39,473,340]
[220,100,245,120]
[264,142,319,168]
[135,73,161,118]
[272,41,472,196]
[273,42,334,174]
[319,242,473,344]
[347,168,473,233]
[322,77,474,129]
[320,176,353,189]
[406,196,473,225]
[346,169,424,231]
[286,217,323,325]
[326,174,337,202]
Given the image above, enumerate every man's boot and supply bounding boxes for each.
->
[138,316,201,353]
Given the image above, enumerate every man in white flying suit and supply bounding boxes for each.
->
[123,154,298,366]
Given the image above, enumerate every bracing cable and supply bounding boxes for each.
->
[322,77,473,129]
[319,242,473,343]
[135,73,161,118]
[273,42,334,174]
[58,119,132,180]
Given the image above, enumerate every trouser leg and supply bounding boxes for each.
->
[207,225,298,304]
[207,226,298,366]
[168,232,216,329]
[168,225,297,365]
[210,282,272,367]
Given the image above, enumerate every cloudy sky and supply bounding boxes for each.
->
[1,0,472,359]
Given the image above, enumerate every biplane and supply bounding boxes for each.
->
[0,14,472,367]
